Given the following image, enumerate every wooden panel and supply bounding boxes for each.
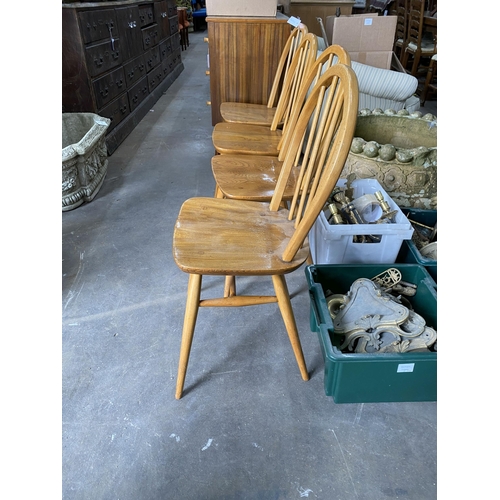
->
[85,38,122,78]
[93,66,126,110]
[78,9,117,44]
[155,1,171,39]
[138,3,155,27]
[142,23,161,51]
[159,37,172,61]
[128,76,149,111]
[207,16,291,125]
[123,53,147,87]
[166,0,177,18]
[115,6,143,60]
[169,16,179,35]
[145,45,161,72]
[99,93,130,132]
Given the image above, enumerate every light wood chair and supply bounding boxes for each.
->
[211,33,318,157]
[219,25,308,127]
[173,64,359,398]
[401,0,436,77]
[211,45,352,202]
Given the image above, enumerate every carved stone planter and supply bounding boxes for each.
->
[341,109,437,209]
[62,113,111,211]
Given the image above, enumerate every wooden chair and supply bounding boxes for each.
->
[219,26,308,127]
[177,7,190,51]
[211,45,352,202]
[211,33,318,157]
[173,64,359,398]
[401,0,436,77]
[420,53,437,105]
[393,0,408,60]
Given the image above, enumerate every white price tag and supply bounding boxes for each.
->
[288,16,301,28]
[397,363,415,373]
[364,18,373,26]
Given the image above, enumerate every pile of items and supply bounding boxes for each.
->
[325,268,437,354]
[323,175,398,243]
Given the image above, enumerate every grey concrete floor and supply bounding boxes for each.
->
[62,30,437,500]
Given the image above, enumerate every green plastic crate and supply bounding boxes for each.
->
[305,264,437,404]
[397,208,437,283]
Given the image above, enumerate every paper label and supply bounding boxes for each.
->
[397,363,415,373]
[288,16,301,28]
[364,18,373,26]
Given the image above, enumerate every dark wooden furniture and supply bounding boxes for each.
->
[206,13,292,126]
[62,0,184,154]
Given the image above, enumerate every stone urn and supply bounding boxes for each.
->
[341,109,437,209]
[62,113,111,211]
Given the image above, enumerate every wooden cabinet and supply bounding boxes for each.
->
[206,13,292,126]
[62,0,183,154]
[289,0,355,37]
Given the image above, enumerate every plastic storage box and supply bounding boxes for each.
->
[309,179,414,265]
[397,208,437,282]
[305,263,437,403]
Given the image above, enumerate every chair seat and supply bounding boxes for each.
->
[173,197,309,275]
[220,102,278,127]
[212,123,282,156]
[407,41,435,53]
[211,155,301,201]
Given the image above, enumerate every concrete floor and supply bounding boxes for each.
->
[62,31,437,500]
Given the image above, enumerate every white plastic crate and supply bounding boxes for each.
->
[309,179,414,264]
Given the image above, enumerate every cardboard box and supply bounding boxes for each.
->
[206,0,278,17]
[329,14,397,69]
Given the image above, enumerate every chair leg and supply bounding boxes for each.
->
[410,50,421,77]
[175,273,202,399]
[271,274,309,381]
[224,275,236,297]
[214,184,224,198]
[421,58,436,105]
[401,48,409,71]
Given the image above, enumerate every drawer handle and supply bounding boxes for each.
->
[120,105,128,114]
[161,12,167,18]
[116,79,124,88]
[128,70,134,79]
[128,21,137,28]
[112,51,119,60]
[100,87,109,97]
[94,57,103,67]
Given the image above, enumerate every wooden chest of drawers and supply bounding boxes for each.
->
[62,0,184,154]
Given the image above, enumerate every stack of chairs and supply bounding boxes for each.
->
[171,29,360,399]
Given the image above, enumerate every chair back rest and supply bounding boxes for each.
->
[407,0,426,46]
[268,64,359,262]
[277,44,351,160]
[267,25,309,108]
[395,0,408,46]
[269,33,318,132]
